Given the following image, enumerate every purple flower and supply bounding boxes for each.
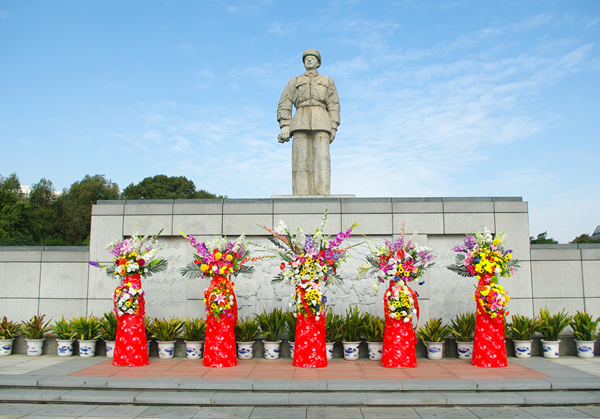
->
[88,261,99,268]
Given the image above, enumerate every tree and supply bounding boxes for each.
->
[530,231,558,244]
[0,173,37,244]
[570,234,600,244]
[121,175,224,200]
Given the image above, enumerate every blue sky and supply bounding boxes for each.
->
[1,0,598,243]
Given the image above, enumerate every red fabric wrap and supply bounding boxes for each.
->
[293,285,327,368]
[113,274,149,367]
[472,273,507,368]
[203,275,238,368]
[381,280,417,368]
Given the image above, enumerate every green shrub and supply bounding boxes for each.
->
[539,307,572,342]
[506,314,542,341]
[571,311,600,342]
[235,317,260,342]
[71,315,102,341]
[256,308,286,342]
[416,318,451,343]
[99,312,118,341]
[448,312,476,342]
[0,316,22,339]
[51,316,74,340]
[182,317,207,342]
[21,314,52,340]
[149,317,184,342]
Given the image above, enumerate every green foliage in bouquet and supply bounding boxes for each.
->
[448,312,476,342]
[361,313,385,343]
[0,316,22,339]
[256,308,286,342]
[506,314,543,341]
[325,308,343,343]
[283,311,297,342]
[182,317,207,342]
[539,307,572,342]
[571,311,600,342]
[51,316,75,340]
[235,317,260,342]
[150,317,184,342]
[71,315,102,341]
[416,318,451,343]
[99,312,118,341]
[21,314,52,340]
[340,305,366,342]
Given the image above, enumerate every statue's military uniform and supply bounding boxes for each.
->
[277,50,340,195]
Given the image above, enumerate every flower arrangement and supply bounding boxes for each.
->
[204,280,235,320]
[263,209,359,287]
[447,226,519,281]
[293,282,327,319]
[89,227,168,279]
[387,281,417,322]
[475,283,510,319]
[358,223,435,290]
[114,282,144,316]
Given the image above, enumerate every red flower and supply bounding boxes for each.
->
[194,260,201,264]
[280,262,286,270]
[396,249,405,259]
[327,259,335,265]
[137,259,145,267]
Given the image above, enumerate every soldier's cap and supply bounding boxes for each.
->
[302,49,321,67]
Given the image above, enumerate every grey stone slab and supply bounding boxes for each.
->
[494,201,528,213]
[223,200,273,215]
[543,377,600,390]
[443,201,494,213]
[414,407,479,418]
[223,214,274,235]
[573,407,600,418]
[444,213,495,235]
[124,202,174,215]
[192,406,254,418]
[288,392,368,406]
[107,377,183,389]
[307,407,363,419]
[361,407,421,418]
[41,249,90,263]
[343,213,391,235]
[135,390,215,405]
[174,200,224,215]
[0,249,42,262]
[442,391,524,405]
[173,214,223,236]
[521,406,595,418]
[467,407,536,418]
[530,248,582,261]
[250,407,307,419]
[582,248,600,260]
[0,374,47,387]
[399,379,476,391]
[123,215,173,236]
[392,200,443,214]
[88,215,124,261]
[92,202,125,215]
[134,405,201,418]
[253,379,326,392]
[82,405,150,417]
[583,261,600,297]
[273,199,340,214]
[271,213,342,235]
[518,391,600,405]
[366,392,446,406]
[0,402,45,416]
[393,213,444,234]
[0,263,41,298]
[37,376,88,387]
[532,261,583,298]
[0,388,67,402]
[473,378,551,391]
[38,298,88,323]
[212,392,289,406]
[0,298,39,322]
[22,404,99,417]
[180,378,254,391]
[60,389,140,403]
[340,198,391,214]
[326,379,401,391]
[40,262,89,298]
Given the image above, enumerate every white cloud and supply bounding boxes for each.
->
[177,43,194,56]
[268,22,291,36]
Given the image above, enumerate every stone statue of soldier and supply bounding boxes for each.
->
[277,49,340,195]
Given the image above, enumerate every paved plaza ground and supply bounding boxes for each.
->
[1,355,600,418]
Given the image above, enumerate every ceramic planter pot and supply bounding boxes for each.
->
[157,341,176,359]
[541,340,560,359]
[104,341,115,358]
[185,341,204,359]
[289,341,295,359]
[0,338,14,356]
[79,340,97,357]
[456,341,473,360]
[342,341,360,360]
[26,338,45,356]
[425,341,444,360]
[326,342,334,360]
[575,340,595,359]
[263,341,281,359]
[367,341,383,360]
[513,340,533,359]
[56,339,74,357]
[236,341,254,359]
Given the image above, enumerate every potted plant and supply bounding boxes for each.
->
[416,318,451,360]
[235,317,260,359]
[51,316,75,357]
[150,317,184,359]
[256,308,286,359]
[0,316,22,356]
[99,312,118,358]
[362,313,384,361]
[506,314,543,359]
[571,311,600,359]
[283,311,296,359]
[21,314,52,356]
[448,312,476,360]
[144,316,153,355]
[340,306,365,360]
[325,308,343,360]
[538,307,572,359]
[71,315,102,357]
[182,317,206,360]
